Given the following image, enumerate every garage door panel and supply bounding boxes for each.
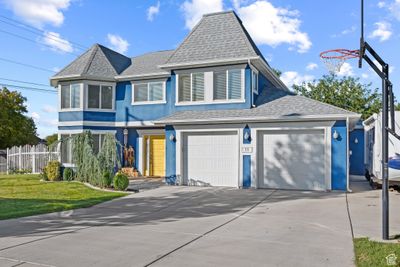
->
[259,130,326,190]
[184,132,238,187]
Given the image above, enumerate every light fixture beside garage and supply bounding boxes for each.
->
[333,130,340,140]
[169,133,176,142]
[244,131,251,141]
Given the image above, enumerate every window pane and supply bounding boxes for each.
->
[61,85,70,109]
[101,86,113,109]
[192,73,204,101]
[71,84,81,108]
[134,84,148,102]
[178,74,191,102]
[228,69,242,100]
[61,134,70,163]
[92,134,100,155]
[149,82,163,101]
[252,71,257,92]
[213,71,226,100]
[88,85,100,109]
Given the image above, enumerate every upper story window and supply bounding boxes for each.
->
[132,81,165,104]
[213,69,242,101]
[252,70,258,94]
[87,84,114,110]
[178,73,204,102]
[61,83,81,110]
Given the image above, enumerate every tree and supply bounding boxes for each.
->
[0,87,39,149]
[272,68,282,77]
[292,74,381,119]
[45,133,58,146]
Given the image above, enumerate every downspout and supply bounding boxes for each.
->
[347,117,352,192]
[248,59,254,107]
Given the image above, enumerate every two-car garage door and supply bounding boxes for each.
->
[183,132,238,187]
[258,129,326,190]
[182,129,327,190]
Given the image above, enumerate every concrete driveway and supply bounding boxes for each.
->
[0,186,355,267]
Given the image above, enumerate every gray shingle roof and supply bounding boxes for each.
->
[156,87,359,124]
[52,44,131,79]
[163,11,263,66]
[118,50,174,78]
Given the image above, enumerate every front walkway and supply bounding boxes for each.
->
[0,186,354,267]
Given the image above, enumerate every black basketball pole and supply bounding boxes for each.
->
[359,0,394,240]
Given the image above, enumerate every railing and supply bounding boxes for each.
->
[6,144,59,174]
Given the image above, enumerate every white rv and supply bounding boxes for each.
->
[364,111,400,183]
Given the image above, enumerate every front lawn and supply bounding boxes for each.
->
[354,238,400,266]
[0,174,127,220]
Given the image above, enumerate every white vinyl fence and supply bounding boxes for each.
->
[7,144,60,174]
[0,150,6,174]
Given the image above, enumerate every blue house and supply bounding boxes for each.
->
[51,11,360,191]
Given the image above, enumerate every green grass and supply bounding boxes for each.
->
[354,238,400,266]
[0,174,127,220]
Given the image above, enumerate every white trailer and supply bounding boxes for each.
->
[364,111,400,183]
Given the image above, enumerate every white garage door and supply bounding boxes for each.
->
[184,132,239,187]
[258,129,326,190]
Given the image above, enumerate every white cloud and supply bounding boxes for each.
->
[181,0,223,29]
[3,0,71,28]
[306,62,318,71]
[30,112,40,122]
[369,21,392,42]
[42,105,57,113]
[42,31,73,53]
[107,34,129,54]
[236,1,312,53]
[280,71,314,88]
[361,73,369,79]
[389,0,400,19]
[378,1,386,8]
[337,62,354,76]
[147,1,160,21]
[41,119,58,127]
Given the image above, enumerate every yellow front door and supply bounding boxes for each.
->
[149,135,165,176]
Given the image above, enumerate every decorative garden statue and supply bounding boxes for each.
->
[123,146,129,167]
[128,145,135,169]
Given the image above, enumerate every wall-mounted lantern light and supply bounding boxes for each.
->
[333,130,340,140]
[123,128,128,146]
[244,131,251,141]
[354,138,359,144]
[169,133,176,142]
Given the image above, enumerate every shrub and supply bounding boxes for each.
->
[39,169,48,181]
[45,161,61,181]
[63,167,74,181]
[102,171,113,188]
[113,172,129,191]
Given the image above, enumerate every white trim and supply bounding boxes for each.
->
[58,129,117,134]
[156,114,362,125]
[116,73,170,81]
[58,121,116,127]
[131,81,166,105]
[159,57,258,69]
[115,121,156,127]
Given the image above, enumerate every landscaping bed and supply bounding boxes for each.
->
[0,174,127,220]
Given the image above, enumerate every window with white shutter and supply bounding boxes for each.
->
[178,74,191,102]
[133,82,165,103]
[213,71,226,100]
[228,69,242,100]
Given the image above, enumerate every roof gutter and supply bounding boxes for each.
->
[158,57,258,70]
[50,74,116,87]
[154,113,361,126]
[115,72,170,81]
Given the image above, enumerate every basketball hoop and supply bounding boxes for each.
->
[320,49,359,73]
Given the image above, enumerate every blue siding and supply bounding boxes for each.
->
[115,66,252,123]
[331,121,348,190]
[349,129,365,175]
[59,111,115,122]
[254,72,273,104]
[165,125,176,184]
[243,155,251,188]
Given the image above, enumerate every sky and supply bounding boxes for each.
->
[0,0,399,138]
